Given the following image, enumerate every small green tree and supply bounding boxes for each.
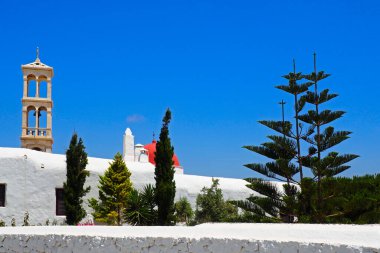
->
[64,133,90,225]
[89,153,132,225]
[154,108,176,225]
[195,179,238,224]
[175,197,194,224]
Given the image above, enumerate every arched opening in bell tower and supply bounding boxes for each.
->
[27,75,37,97]
[38,76,48,98]
[27,105,37,136]
[38,107,48,136]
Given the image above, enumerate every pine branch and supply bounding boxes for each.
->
[244,163,286,181]
[243,145,279,160]
[276,82,313,95]
[298,110,345,126]
[303,71,330,83]
[259,120,293,138]
[244,178,283,200]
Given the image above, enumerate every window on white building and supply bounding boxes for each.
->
[55,188,65,216]
[0,184,5,207]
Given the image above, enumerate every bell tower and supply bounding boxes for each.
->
[20,48,54,152]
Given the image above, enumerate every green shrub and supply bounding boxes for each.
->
[175,197,193,224]
[195,178,238,224]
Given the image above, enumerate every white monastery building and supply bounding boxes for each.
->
[0,53,254,225]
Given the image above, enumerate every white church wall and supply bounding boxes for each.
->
[0,147,253,225]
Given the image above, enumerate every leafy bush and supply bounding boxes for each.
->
[175,197,193,224]
[195,179,238,224]
[321,174,380,224]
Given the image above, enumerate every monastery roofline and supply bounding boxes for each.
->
[0,147,253,190]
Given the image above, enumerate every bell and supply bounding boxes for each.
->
[33,111,42,117]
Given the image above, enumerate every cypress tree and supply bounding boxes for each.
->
[89,153,132,225]
[154,108,176,225]
[63,133,90,225]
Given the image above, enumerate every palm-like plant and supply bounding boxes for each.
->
[124,184,157,225]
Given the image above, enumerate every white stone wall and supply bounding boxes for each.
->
[0,224,378,253]
[0,148,253,225]
[1,235,376,253]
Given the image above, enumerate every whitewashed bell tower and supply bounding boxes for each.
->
[20,48,54,152]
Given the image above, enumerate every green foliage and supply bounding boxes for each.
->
[231,178,297,223]
[154,108,176,225]
[298,57,358,222]
[124,189,152,225]
[195,179,238,224]
[124,184,157,226]
[175,197,194,224]
[64,133,90,225]
[89,153,132,225]
[321,175,380,224]
[141,184,156,224]
[238,55,358,223]
[0,219,5,227]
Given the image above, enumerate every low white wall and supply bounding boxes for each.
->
[0,224,378,253]
[0,235,375,253]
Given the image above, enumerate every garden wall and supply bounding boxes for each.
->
[0,223,378,253]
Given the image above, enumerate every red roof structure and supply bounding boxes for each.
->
[144,140,180,167]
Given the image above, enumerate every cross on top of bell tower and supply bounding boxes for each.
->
[36,47,40,62]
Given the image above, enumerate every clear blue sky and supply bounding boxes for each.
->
[1,0,379,179]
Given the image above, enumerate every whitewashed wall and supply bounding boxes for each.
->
[0,148,254,225]
[0,224,378,253]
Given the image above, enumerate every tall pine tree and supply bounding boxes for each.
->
[234,55,358,223]
[63,133,90,225]
[232,64,310,222]
[154,108,176,225]
[89,153,133,225]
[299,54,359,222]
